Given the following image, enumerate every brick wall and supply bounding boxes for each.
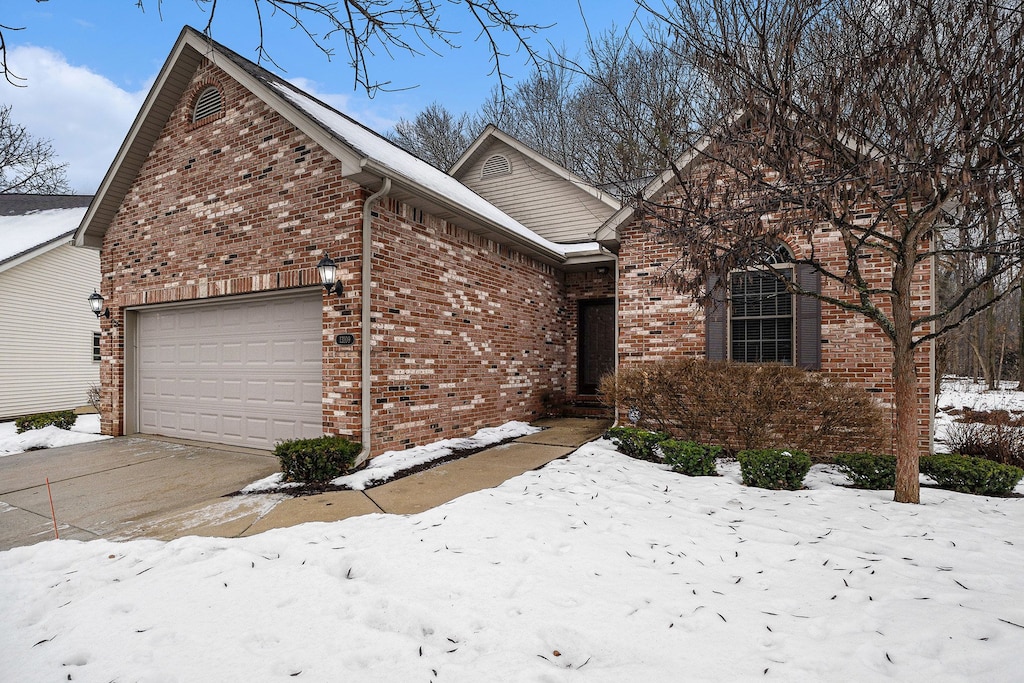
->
[617,197,934,456]
[97,59,569,454]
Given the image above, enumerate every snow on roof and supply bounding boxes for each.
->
[271,83,602,260]
[0,206,89,264]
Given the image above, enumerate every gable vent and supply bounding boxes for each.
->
[192,86,223,123]
[481,154,512,179]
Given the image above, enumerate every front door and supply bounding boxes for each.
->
[578,299,615,395]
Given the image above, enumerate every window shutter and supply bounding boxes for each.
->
[795,264,821,370]
[705,274,728,361]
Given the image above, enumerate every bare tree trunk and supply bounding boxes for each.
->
[1017,268,1024,390]
[893,338,921,503]
[893,259,921,504]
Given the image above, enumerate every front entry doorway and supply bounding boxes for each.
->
[578,299,615,395]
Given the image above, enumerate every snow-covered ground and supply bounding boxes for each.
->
[0,414,108,456]
[934,377,1024,450]
[2,384,1023,681]
[244,421,542,492]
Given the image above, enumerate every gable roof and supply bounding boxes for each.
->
[75,27,606,268]
[450,125,621,213]
[0,194,93,272]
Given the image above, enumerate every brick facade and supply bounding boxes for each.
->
[617,205,934,455]
[92,44,933,459]
[96,59,576,455]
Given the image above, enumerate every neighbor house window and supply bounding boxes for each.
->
[192,86,223,123]
[92,332,101,362]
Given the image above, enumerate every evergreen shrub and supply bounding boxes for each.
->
[660,439,721,476]
[737,449,812,490]
[275,435,362,484]
[834,453,897,489]
[15,411,77,434]
[605,426,668,462]
[920,453,1023,496]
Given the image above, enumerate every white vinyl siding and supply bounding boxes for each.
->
[135,292,323,450]
[0,244,101,419]
[458,141,615,244]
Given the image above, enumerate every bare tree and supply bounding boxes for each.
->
[387,102,482,169]
[630,0,1024,503]
[0,104,70,194]
[2,1,546,94]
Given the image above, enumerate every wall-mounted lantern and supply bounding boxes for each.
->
[317,254,343,295]
[88,290,111,319]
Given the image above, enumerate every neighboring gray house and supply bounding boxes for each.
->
[0,194,99,419]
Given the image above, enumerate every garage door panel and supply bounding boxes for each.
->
[137,293,323,450]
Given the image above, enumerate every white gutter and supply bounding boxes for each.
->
[355,177,391,466]
[612,252,621,428]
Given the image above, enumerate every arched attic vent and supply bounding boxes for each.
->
[481,154,512,179]
[192,86,223,123]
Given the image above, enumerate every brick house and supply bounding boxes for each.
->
[75,27,933,457]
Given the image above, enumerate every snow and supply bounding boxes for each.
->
[272,83,603,261]
[243,421,542,493]
[2,384,1023,680]
[2,448,1022,681]
[0,414,109,456]
[0,206,88,263]
[934,377,1024,450]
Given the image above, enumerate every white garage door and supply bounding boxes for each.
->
[137,293,323,450]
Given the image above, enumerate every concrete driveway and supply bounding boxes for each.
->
[0,436,278,551]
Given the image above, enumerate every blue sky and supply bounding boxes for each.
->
[3,1,646,193]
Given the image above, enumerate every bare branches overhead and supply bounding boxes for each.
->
[0,105,70,194]
[4,1,547,95]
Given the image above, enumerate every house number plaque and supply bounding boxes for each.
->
[335,334,355,346]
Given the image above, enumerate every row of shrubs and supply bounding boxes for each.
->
[14,410,77,434]
[606,426,1024,496]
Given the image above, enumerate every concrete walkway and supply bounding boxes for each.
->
[0,418,609,549]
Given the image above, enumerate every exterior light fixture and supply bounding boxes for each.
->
[88,290,111,318]
[595,266,610,275]
[317,253,343,295]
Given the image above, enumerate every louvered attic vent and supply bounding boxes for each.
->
[192,86,223,122]
[481,154,512,179]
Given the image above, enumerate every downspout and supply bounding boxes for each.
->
[611,250,621,428]
[355,177,391,466]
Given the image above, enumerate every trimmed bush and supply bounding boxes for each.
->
[834,453,897,490]
[275,435,362,484]
[920,453,1023,496]
[736,449,812,490]
[600,358,888,456]
[605,426,668,462]
[15,411,77,434]
[660,439,721,476]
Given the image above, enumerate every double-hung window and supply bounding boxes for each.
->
[706,245,821,370]
[730,268,793,364]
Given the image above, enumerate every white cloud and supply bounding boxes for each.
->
[3,46,149,195]
[0,48,416,196]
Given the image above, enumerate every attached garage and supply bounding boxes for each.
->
[134,292,323,450]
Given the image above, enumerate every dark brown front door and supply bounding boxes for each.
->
[578,299,615,395]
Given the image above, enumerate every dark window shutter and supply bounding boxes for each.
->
[706,274,728,361]
[795,264,821,370]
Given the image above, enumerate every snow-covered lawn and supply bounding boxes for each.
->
[0,414,108,456]
[934,377,1024,450]
[2,442,1022,680]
